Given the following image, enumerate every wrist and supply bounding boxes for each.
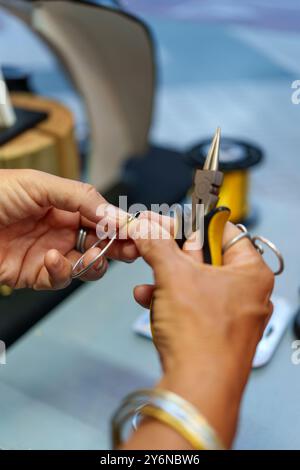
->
[158,354,245,448]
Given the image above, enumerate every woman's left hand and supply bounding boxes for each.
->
[0,169,139,290]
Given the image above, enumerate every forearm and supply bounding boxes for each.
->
[123,218,273,450]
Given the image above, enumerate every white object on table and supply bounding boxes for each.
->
[133,295,293,369]
[0,68,16,128]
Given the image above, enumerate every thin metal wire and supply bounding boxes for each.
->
[222,231,252,254]
[252,235,284,276]
[72,211,140,279]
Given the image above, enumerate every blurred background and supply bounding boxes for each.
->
[0,0,299,450]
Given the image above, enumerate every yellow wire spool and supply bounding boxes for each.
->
[219,169,249,223]
[187,138,263,224]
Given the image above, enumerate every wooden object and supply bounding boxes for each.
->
[0,92,80,180]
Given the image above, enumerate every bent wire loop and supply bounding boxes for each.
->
[72,212,140,279]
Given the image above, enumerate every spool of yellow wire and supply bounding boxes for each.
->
[187,137,263,224]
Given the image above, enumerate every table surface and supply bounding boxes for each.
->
[1,6,300,450]
[0,214,299,451]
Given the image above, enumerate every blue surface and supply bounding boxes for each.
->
[149,22,293,86]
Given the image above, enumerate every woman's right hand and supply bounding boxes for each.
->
[129,220,274,448]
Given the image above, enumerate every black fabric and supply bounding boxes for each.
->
[0,280,82,348]
[3,65,32,93]
[122,145,193,208]
[187,137,264,171]
[0,107,48,146]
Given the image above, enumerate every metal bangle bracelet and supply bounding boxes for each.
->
[72,212,140,279]
[112,388,225,450]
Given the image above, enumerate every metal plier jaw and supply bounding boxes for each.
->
[191,126,224,232]
[192,169,224,230]
[190,127,231,265]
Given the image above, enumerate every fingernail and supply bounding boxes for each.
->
[185,230,203,251]
[94,257,104,271]
[96,224,111,240]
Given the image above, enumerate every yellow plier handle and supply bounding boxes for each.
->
[202,206,231,266]
[174,205,230,265]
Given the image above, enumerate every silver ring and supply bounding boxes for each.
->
[72,211,140,279]
[222,231,252,254]
[223,224,284,276]
[76,228,88,254]
[251,235,284,276]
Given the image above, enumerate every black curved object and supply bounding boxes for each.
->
[187,137,264,171]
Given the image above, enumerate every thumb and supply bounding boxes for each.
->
[44,249,72,289]
[182,230,204,263]
[128,218,181,283]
